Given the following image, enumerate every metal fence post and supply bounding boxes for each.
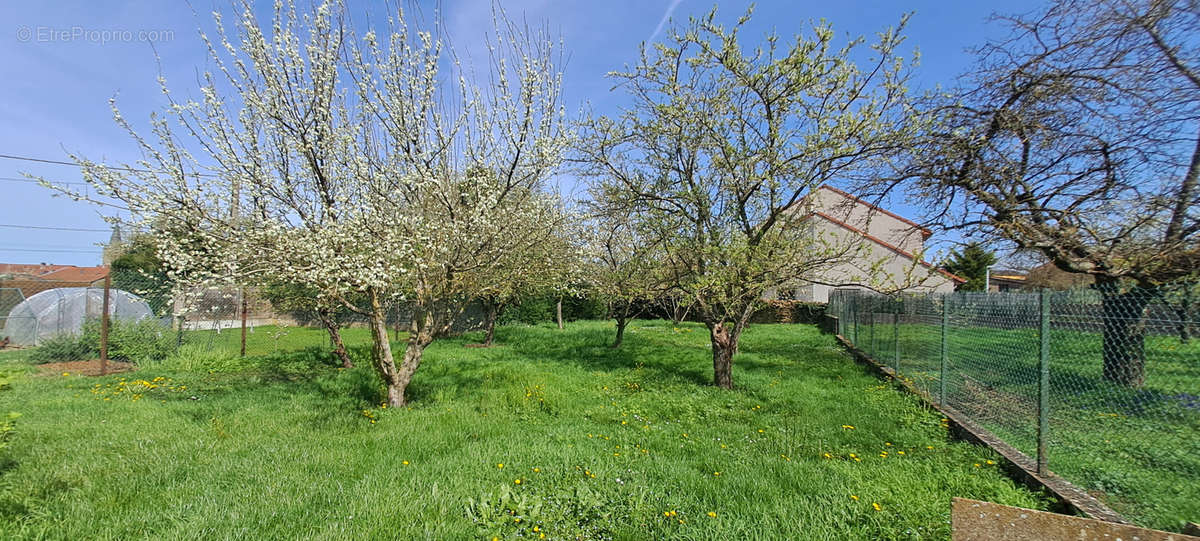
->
[99,273,112,376]
[869,309,876,356]
[852,296,859,345]
[239,288,249,357]
[939,294,948,406]
[1038,289,1050,476]
[893,298,901,376]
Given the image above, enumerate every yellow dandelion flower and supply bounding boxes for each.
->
[62,372,70,377]
[497,463,504,469]
[873,502,881,511]
[926,445,934,450]
[514,479,521,484]
[897,451,905,455]
[885,442,892,446]
[533,467,540,473]
[974,463,981,468]
[986,460,995,465]
[713,471,721,476]
[850,495,859,501]
[402,461,409,466]
[823,452,832,459]
[707,511,717,518]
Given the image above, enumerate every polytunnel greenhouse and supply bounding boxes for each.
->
[2,287,157,346]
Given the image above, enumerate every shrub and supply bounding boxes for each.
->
[97,318,177,363]
[34,332,95,363]
[33,317,177,364]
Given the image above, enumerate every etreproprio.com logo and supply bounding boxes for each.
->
[16,25,174,44]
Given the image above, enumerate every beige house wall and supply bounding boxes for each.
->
[807,188,927,254]
[767,186,960,303]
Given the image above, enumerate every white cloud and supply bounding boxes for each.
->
[647,0,683,44]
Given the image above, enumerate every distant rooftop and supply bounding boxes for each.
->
[0,263,108,283]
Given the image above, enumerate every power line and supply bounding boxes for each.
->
[0,153,85,168]
[0,224,110,232]
[0,152,218,177]
[0,176,90,186]
[0,248,103,254]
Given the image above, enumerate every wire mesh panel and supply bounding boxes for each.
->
[898,294,943,399]
[947,292,1042,460]
[831,284,1200,531]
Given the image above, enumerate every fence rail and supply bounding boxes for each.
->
[828,286,1200,532]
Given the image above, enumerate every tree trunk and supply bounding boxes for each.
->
[556,296,564,330]
[670,300,690,325]
[367,287,412,407]
[612,316,628,348]
[396,308,434,407]
[480,300,503,347]
[318,308,352,368]
[1100,284,1150,387]
[707,322,736,389]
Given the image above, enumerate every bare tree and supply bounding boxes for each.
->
[895,0,1199,386]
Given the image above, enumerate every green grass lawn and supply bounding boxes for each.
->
[177,323,378,357]
[846,319,1200,532]
[0,321,1048,540]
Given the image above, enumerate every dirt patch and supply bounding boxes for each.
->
[37,359,135,377]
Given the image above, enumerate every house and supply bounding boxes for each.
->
[771,185,964,303]
[0,263,110,313]
[987,270,1027,292]
[1023,262,1094,290]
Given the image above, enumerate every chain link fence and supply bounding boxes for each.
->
[0,269,487,363]
[828,285,1200,531]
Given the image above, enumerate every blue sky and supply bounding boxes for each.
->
[0,0,1045,267]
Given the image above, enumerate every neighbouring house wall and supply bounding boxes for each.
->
[777,218,957,303]
[808,187,927,254]
[763,186,959,304]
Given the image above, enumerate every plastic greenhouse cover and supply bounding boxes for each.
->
[2,287,158,346]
